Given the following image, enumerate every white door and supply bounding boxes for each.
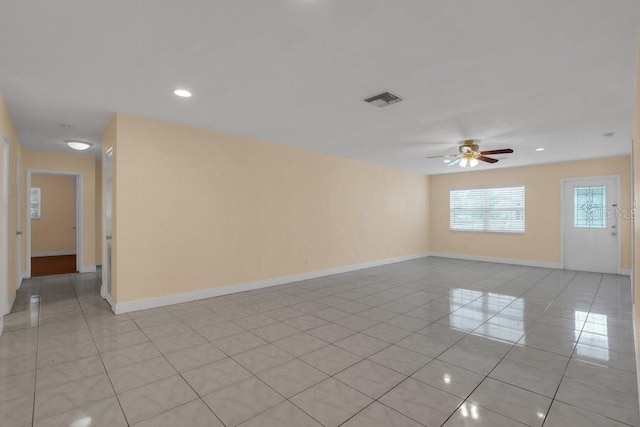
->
[563,177,619,274]
[102,148,113,300]
[15,158,22,288]
[0,134,9,321]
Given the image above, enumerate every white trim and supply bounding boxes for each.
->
[0,317,3,337]
[619,268,631,276]
[32,249,77,257]
[112,252,431,314]
[79,265,97,273]
[104,292,116,314]
[0,134,9,316]
[15,157,22,294]
[96,259,102,267]
[26,170,86,274]
[429,252,562,269]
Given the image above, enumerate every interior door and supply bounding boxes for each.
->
[103,147,113,300]
[0,134,9,318]
[15,158,21,288]
[563,177,619,274]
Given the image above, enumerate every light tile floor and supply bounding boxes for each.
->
[0,258,638,426]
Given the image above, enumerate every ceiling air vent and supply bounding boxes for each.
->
[363,91,403,108]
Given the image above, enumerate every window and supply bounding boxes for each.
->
[30,187,41,219]
[574,186,605,228]
[450,186,525,233]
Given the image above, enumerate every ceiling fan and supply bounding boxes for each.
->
[427,139,514,168]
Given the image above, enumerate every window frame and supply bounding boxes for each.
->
[449,184,525,234]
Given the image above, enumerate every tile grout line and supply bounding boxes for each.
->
[435,267,567,427]
[128,314,228,427]
[539,273,632,427]
[75,272,132,426]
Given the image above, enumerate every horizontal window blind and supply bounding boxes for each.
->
[450,186,525,233]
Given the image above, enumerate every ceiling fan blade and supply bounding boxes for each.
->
[426,154,458,159]
[480,148,513,155]
[478,155,499,164]
[447,158,461,167]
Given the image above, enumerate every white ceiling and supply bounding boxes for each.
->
[0,0,638,174]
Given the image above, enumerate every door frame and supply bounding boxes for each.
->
[101,147,114,307]
[560,175,622,274]
[15,157,22,290]
[0,134,10,319]
[26,169,83,277]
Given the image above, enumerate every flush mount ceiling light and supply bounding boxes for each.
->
[536,148,545,151]
[174,89,192,98]
[66,141,92,151]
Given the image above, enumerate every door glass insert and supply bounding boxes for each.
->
[574,186,605,228]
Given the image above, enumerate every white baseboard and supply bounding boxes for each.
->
[0,317,3,338]
[79,265,97,273]
[429,252,562,269]
[96,260,102,267]
[31,249,77,257]
[113,252,431,314]
[618,268,631,276]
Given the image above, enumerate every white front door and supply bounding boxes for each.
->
[563,177,619,274]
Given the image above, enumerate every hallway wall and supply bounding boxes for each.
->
[0,93,23,305]
[106,113,430,306]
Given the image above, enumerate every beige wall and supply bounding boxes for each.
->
[22,150,96,271]
[31,174,76,254]
[95,162,102,264]
[430,156,631,269]
[108,113,430,303]
[0,93,23,302]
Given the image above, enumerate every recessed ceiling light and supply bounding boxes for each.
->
[535,148,545,151]
[66,141,92,151]
[174,89,192,98]
[443,159,451,163]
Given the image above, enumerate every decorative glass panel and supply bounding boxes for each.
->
[574,186,605,228]
[30,187,41,219]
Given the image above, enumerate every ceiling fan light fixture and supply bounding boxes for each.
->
[66,141,92,151]
[469,158,479,167]
[459,158,469,168]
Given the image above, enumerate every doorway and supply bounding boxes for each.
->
[26,170,83,277]
[562,176,620,274]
